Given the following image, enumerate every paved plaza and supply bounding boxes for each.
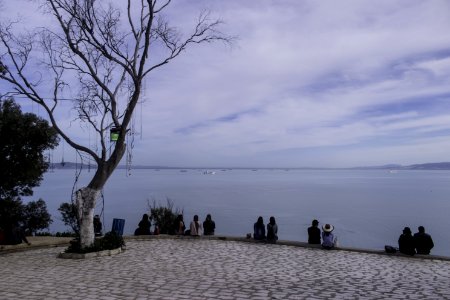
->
[1,238,450,299]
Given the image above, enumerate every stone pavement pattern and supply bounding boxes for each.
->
[1,239,450,299]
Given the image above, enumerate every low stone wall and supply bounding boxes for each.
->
[126,234,450,261]
[2,234,448,261]
[0,236,72,255]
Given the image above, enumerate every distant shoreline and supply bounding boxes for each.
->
[48,162,450,171]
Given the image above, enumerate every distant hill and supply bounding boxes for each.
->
[49,162,168,170]
[350,164,402,170]
[49,162,450,170]
[351,162,450,170]
[403,162,450,170]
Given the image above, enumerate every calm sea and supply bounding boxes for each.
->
[24,168,450,256]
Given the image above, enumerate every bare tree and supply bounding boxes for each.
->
[0,0,231,248]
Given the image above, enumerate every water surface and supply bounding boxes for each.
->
[25,169,450,256]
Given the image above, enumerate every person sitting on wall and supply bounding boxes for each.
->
[321,224,336,249]
[173,214,185,235]
[190,215,203,236]
[203,214,216,235]
[3,223,31,245]
[308,219,321,244]
[267,216,278,243]
[93,215,103,237]
[398,227,415,256]
[414,226,434,255]
[134,214,151,235]
[253,216,266,241]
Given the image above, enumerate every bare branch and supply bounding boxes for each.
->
[0,0,233,247]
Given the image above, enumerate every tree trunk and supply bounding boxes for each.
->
[76,146,125,248]
[76,187,101,248]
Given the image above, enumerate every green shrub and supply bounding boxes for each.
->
[147,198,183,234]
[23,199,52,235]
[35,231,52,236]
[34,231,77,237]
[65,231,125,253]
[99,231,125,249]
[0,197,52,235]
[58,202,79,235]
[55,231,77,237]
[0,198,24,230]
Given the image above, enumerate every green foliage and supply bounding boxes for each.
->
[0,98,59,200]
[100,231,125,250]
[55,231,77,237]
[65,231,125,254]
[148,198,183,234]
[58,202,80,234]
[35,231,77,237]
[0,198,24,230]
[34,231,52,236]
[23,199,52,235]
[0,197,52,236]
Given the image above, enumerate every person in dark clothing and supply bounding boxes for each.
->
[3,223,30,245]
[135,214,151,235]
[308,219,321,244]
[203,214,216,235]
[267,216,278,243]
[173,214,186,235]
[93,215,102,236]
[398,227,415,256]
[253,216,266,240]
[414,226,434,255]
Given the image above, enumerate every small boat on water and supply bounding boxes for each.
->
[203,170,216,175]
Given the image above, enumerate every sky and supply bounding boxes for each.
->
[2,0,450,168]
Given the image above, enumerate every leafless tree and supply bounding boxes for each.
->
[0,0,232,248]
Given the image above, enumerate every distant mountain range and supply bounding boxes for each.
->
[49,162,450,170]
[350,162,450,170]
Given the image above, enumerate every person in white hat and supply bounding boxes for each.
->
[321,224,336,249]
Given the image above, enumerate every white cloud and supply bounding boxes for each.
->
[3,0,450,167]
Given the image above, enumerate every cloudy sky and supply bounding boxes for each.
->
[3,0,450,168]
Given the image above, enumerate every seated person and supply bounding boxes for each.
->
[321,224,336,249]
[398,227,415,255]
[173,214,185,235]
[267,216,278,243]
[203,214,216,235]
[134,214,151,235]
[253,216,266,240]
[190,215,203,236]
[3,223,30,245]
[93,215,103,236]
[414,226,434,255]
[308,219,321,244]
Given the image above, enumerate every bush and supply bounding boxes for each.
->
[147,198,183,234]
[55,231,78,237]
[23,199,52,235]
[0,198,24,231]
[0,197,52,236]
[35,231,77,237]
[65,231,125,254]
[35,231,52,236]
[58,202,79,235]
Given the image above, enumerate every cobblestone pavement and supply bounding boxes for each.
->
[1,238,450,299]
